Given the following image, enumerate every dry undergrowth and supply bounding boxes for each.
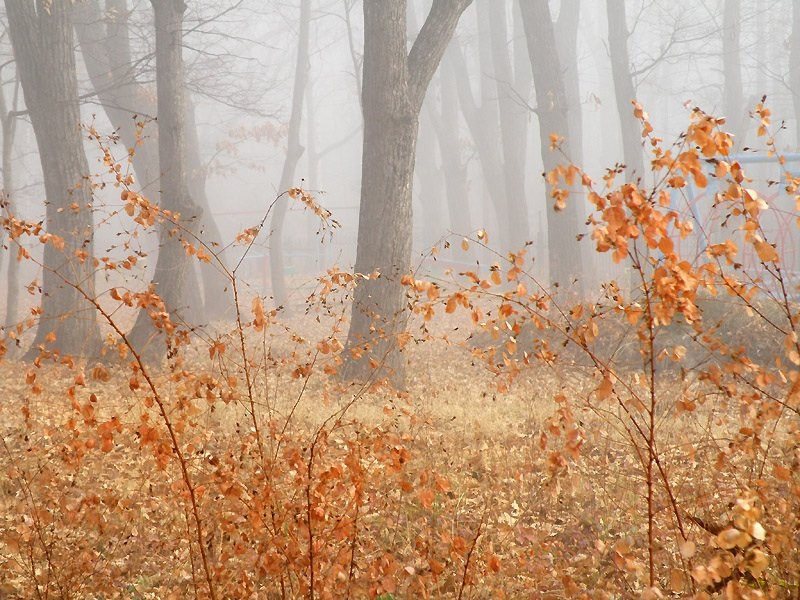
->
[1,106,800,599]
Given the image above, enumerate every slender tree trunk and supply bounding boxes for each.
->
[791,1,800,149]
[416,104,446,249]
[185,96,230,322]
[6,0,102,358]
[488,0,530,252]
[519,0,584,292]
[344,0,472,385]
[445,41,506,248]
[409,1,447,251]
[75,0,223,322]
[128,0,200,359]
[434,59,472,240]
[270,0,311,309]
[607,0,644,179]
[73,0,160,192]
[556,0,582,167]
[722,0,744,145]
[0,74,20,334]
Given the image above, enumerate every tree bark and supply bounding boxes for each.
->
[344,0,471,385]
[269,0,311,310]
[127,0,201,359]
[5,0,102,358]
[519,0,584,292]
[607,0,644,179]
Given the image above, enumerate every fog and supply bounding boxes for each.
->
[6,5,800,596]
[0,0,797,360]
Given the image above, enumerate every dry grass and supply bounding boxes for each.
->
[1,323,797,599]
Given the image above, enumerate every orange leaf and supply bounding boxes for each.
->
[419,488,434,509]
[754,240,779,263]
[595,376,613,401]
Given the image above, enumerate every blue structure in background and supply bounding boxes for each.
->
[669,152,800,260]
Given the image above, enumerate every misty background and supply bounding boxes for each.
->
[0,0,797,340]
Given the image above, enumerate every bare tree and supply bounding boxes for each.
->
[488,0,531,252]
[0,44,21,334]
[556,0,582,167]
[416,100,447,249]
[519,0,584,292]
[445,37,507,248]
[607,0,644,179]
[73,0,231,322]
[5,0,102,357]
[73,0,160,191]
[429,59,472,242]
[269,0,311,309]
[127,0,201,359]
[344,0,472,384]
[791,0,800,148]
[722,0,744,145]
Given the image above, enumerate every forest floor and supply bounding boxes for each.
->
[0,319,797,598]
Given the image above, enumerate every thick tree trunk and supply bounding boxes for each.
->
[270,0,311,309]
[344,0,471,385]
[6,0,102,358]
[128,0,200,359]
[607,0,644,179]
[519,0,584,293]
[488,0,530,252]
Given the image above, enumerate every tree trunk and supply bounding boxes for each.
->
[74,0,223,322]
[434,58,472,241]
[519,0,584,293]
[607,0,644,179]
[409,1,447,251]
[722,0,744,145]
[344,0,471,385]
[791,1,800,149]
[416,103,446,249]
[5,0,102,358]
[488,0,530,252]
[556,0,583,167]
[127,0,200,359]
[269,0,311,310]
[445,40,507,248]
[185,96,230,322]
[0,72,20,335]
[73,0,160,192]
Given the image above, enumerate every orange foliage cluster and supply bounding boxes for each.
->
[1,105,800,599]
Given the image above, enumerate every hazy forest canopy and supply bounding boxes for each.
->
[2,0,800,598]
